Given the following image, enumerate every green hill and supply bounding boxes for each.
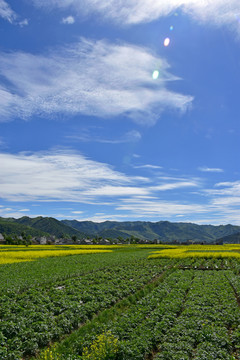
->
[13,216,85,238]
[0,218,49,237]
[215,232,240,244]
[62,219,240,243]
[2,216,240,243]
[0,216,84,238]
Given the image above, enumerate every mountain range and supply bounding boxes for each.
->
[0,216,240,243]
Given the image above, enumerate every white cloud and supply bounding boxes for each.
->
[198,180,240,224]
[0,0,16,23]
[206,181,240,197]
[0,38,193,123]
[31,0,240,31]
[152,181,199,191]
[19,18,29,27]
[212,196,240,206]
[115,198,207,217]
[0,209,43,219]
[2,149,240,224]
[0,150,202,210]
[0,1,28,26]
[69,129,142,144]
[134,164,162,170]
[84,186,149,197]
[206,182,240,211]
[62,15,75,24]
[0,205,31,219]
[120,130,142,143]
[199,167,224,173]
[0,150,147,202]
[215,181,239,188]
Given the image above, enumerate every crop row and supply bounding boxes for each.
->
[54,269,240,360]
[0,249,165,293]
[155,270,240,360]
[53,269,194,359]
[1,249,238,295]
[0,258,170,359]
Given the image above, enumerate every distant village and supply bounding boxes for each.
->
[0,232,221,245]
[0,233,153,245]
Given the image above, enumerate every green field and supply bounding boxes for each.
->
[1,245,240,359]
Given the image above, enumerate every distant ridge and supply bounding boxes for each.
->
[62,219,240,243]
[216,232,240,244]
[1,216,240,243]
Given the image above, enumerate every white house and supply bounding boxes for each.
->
[0,233,5,243]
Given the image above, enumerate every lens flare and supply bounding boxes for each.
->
[164,38,170,47]
[152,70,159,80]
[170,26,174,31]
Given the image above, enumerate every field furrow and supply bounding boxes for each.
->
[0,256,171,359]
[2,246,240,360]
[48,269,193,360]
[154,270,240,360]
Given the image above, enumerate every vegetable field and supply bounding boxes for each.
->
[1,245,240,359]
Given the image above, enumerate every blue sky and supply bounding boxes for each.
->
[0,0,240,224]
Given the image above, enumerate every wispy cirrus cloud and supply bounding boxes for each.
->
[0,0,28,26]
[0,150,136,202]
[198,167,224,173]
[68,129,142,144]
[0,205,34,219]
[0,150,200,203]
[199,180,240,224]
[0,0,16,23]
[134,164,162,170]
[31,0,240,31]
[0,38,192,123]
[206,181,240,209]
[2,150,240,224]
[115,198,207,217]
[152,181,199,191]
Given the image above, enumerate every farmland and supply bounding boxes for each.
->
[1,245,240,359]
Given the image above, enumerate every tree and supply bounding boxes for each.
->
[130,235,136,244]
[117,236,123,244]
[72,235,77,243]
[107,238,113,245]
[5,235,14,245]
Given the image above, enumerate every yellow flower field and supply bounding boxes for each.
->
[0,244,123,250]
[0,245,112,264]
[148,244,240,259]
